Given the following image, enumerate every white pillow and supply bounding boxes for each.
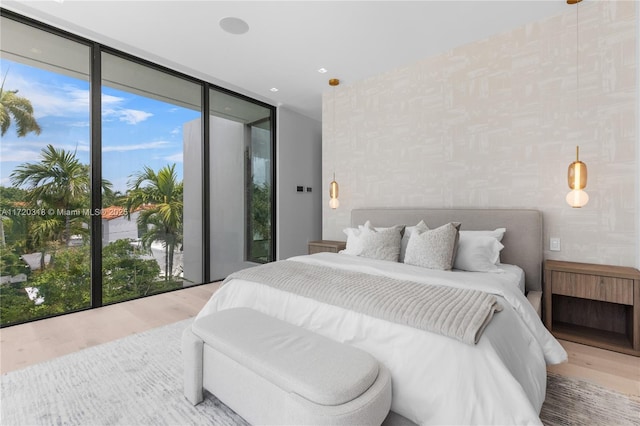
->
[403,222,460,270]
[457,228,506,265]
[459,228,506,242]
[400,220,429,262]
[454,235,505,272]
[342,225,364,255]
[341,221,404,262]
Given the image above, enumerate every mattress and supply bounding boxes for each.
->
[197,252,567,425]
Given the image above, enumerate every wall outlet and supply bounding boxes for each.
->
[550,237,561,251]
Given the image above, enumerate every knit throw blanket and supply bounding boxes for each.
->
[224,260,502,345]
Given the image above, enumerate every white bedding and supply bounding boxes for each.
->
[497,263,525,294]
[197,252,567,425]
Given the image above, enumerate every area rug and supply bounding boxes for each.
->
[0,318,247,426]
[1,318,638,426]
[541,372,639,426]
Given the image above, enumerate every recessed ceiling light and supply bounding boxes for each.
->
[219,17,249,35]
[318,68,328,74]
[270,88,279,92]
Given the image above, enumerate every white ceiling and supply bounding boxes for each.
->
[1,0,569,121]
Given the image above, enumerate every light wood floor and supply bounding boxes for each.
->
[0,282,220,374]
[1,282,639,399]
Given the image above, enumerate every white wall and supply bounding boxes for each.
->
[102,212,139,245]
[183,118,203,285]
[277,107,323,259]
[323,0,638,268]
[209,116,252,280]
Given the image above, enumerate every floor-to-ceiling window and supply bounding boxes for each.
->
[0,16,93,324]
[101,52,203,304]
[0,11,275,326]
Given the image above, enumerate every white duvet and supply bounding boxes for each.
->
[197,252,567,425]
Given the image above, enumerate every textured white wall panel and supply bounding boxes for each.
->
[323,0,638,267]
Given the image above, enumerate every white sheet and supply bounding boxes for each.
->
[197,253,567,425]
[493,263,526,294]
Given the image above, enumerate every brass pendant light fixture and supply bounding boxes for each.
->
[329,173,339,209]
[565,0,588,208]
[566,145,589,207]
[329,78,340,209]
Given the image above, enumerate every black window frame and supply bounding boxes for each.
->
[0,8,277,327]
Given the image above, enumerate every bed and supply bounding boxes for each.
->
[196,208,567,425]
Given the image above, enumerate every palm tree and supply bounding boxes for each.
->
[10,144,112,246]
[0,70,42,137]
[0,72,41,245]
[125,164,183,281]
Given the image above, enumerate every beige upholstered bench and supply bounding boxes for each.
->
[182,307,392,425]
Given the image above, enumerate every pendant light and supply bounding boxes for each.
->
[329,173,339,209]
[566,145,589,207]
[566,0,588,208]
[328,78,340,209]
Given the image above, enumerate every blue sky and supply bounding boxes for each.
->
[0,59,200,193]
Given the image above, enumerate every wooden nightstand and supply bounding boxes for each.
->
[544,260,640,356]
[308,240,346,255]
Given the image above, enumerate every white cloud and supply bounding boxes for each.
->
[3,72,153,125]
[8,75,92,119]
[0,148,45,163]
[102,106,153,125]
[102,93,124,108]
[170,127,180,135]
[164,152,183,163]
[69,121,90,128]
[103,140,169,152]
[0,138,54,162]
[0,140,91,182]
[1,139,90,154]
[62,141,90,152]
[117,109,153,125]
[1,139,167,158]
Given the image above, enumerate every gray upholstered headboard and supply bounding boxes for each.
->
[351,208,543,292]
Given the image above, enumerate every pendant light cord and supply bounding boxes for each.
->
[576,1,579,122]
[331,80,338,181]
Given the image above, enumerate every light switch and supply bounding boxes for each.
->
[550,238,561,251]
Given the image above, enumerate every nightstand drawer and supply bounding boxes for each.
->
[544,260,640,356]
[552,271,633,305]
